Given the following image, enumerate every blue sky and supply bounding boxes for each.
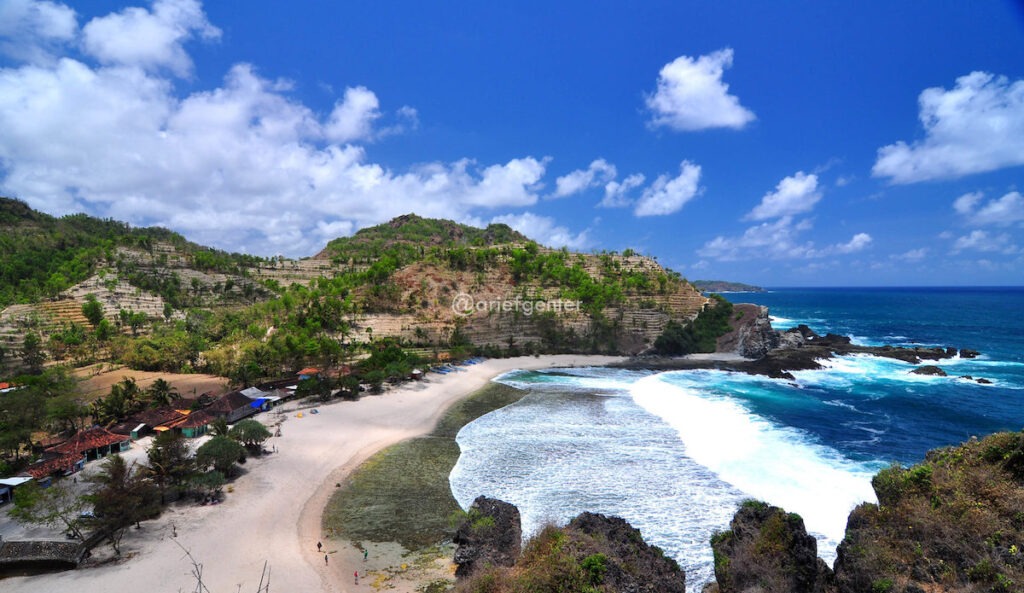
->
[1,0,1022,286]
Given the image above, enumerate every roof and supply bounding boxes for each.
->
[240,386,269,399]
[208,391,256,413]
[20,453,84,479]
[170,409,213,429]
[49,427,130,455]
[0,477,33,488]
[297,367,320,375]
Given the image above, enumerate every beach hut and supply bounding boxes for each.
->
[0,477,33,504]
[208,391,259,423]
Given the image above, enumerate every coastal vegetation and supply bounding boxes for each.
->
[653,294,734,355]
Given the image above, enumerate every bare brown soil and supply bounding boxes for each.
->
[71,363,229,402]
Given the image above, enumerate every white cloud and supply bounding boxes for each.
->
[553,158,616,198]
[0,0,77,64]
[746,172,821,221]
[634,161,702,216]
[81,0,220,77]
[953,191,983,215]
[873,72,1024,183]
[0,3,550,257]
[699,217,871,261]
[953,190,1024,226]
[324,86,381,143]
[835,232,873,254]
[892,248,929,262]
[951,230,1019,255]
[600,173,645,208]
[490,212,590,249]
[646,48,755,132]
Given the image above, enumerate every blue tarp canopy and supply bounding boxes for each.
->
[250,398,267,408]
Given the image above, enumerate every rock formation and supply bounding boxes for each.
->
[705,500,834,593]
[716,304,779,359]
[453,496,522,578]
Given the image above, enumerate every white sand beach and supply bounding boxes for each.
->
[2,355,622,593]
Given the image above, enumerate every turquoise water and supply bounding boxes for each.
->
[449,287,1024,588]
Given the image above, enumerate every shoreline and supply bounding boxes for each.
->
[1,355,622,593]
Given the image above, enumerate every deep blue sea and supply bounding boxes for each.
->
[449,287,1024,588]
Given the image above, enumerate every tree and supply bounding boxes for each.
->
[10,481,90,541]
[45,394,89,434]
[92,376,144,424]
[147,378,179,408]
[21,331,45,374]
[145,431,195,503]
[82,294,104,326]
[195,435,246,477]
[210,417,230,437]
[229,419,272,449]
[86,454,160,554]
[95,318,115,341]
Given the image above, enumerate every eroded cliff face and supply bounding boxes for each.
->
[715,303,779,358]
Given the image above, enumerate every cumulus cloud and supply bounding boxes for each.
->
[0,0,77,64]
[892,248,928,262]
[634,161,702,216]
[646,48,755,132]
[81,0,220,77]
[835,232,873,254]
[699,217,872,261]
[951,230,1019,254]
[0,1,549,256]
[953,190,1024,226]
[490,212,590,249]
[746,171,821,221]
[553,158,616,198]
[873,72,1024,183]
[600,173,645,208]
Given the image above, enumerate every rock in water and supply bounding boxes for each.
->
[910,365,947,376]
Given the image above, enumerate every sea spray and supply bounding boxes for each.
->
[630,372,878,551]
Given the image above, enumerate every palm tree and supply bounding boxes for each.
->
[147,378,179,408]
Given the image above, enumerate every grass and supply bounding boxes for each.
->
[322,382,527,549]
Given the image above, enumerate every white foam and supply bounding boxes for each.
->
[630,373,877,548]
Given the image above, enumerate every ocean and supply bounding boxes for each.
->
[448,287,1024,588]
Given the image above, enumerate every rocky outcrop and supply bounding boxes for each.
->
[453,496,522,577]
[833,431,1024,593]
[910,365,946,376]
[454,504,685,593]
[706,501,834,593]
[716,304,779,359]
[567,512,687,593]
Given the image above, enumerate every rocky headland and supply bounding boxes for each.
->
[619,303,983,381]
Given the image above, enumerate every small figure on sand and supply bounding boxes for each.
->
[324,554,329,565]
[363,548,368,561]
[317,541,322,552]
[354,571,359,584]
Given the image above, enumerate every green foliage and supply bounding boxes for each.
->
[81,294,104,326]
[229,419,272,448]
[581,553,608,585]
[871,578,894,593]
[145,431,195,502]
[654,294,734,355]
[0,197,264,308]
[196,435,246,476]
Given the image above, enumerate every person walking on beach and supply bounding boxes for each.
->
[354,570,359,585]
[324,554,329,565]
[317,541,322,552]
[363,548,368,561]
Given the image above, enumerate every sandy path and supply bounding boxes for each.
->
[3,355,621,593]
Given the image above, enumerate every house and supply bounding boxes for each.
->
[48,427,131,461]
[111,407,190,440]
[208,391,259,423]
[297,367,320,381]
[19,453,86,486]
[167,409,214,438]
